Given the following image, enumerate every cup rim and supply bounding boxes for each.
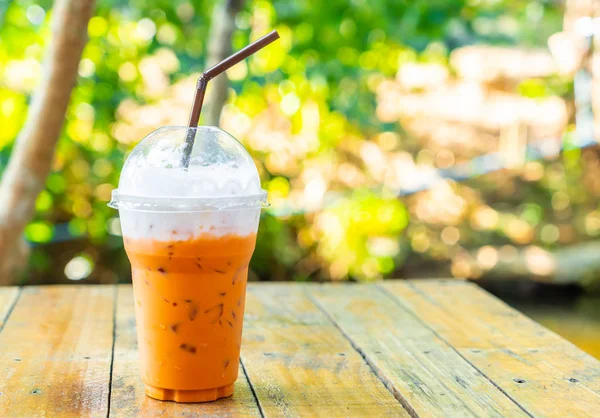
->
[108,189,268,212]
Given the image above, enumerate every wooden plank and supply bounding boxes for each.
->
[383,280,600,417]
[0,287,20,330]
[309,284,526,417]
[109,285,260,417]
[0,285,115,417]
[241,283,408,417]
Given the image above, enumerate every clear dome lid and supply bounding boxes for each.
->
[109,126,267,212]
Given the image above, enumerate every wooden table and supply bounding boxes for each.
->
[1,280,600,417]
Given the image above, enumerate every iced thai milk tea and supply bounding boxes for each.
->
[124,230,257,402]
[110,126,266,402]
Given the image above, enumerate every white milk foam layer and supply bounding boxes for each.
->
[113,127,265,240]
[119,208,261,241]
[119,165,262,198]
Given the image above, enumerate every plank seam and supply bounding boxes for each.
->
[106,284,118,418]
[240,357,265,418]
[377,282,535,418]
[0,287,22,335]
[305,286,420,418]
[401,281,600,404]
[448,280,598,359]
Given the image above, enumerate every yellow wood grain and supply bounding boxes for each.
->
[309,284,527,417]
[241,283,408,417]
[109,285,260,417]
[0,286,19,329]
[383,280,600,417]
[0,285,115,417]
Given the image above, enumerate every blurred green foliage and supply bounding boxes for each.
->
[0,0,573,284]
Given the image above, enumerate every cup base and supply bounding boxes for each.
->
[145,383,234,403]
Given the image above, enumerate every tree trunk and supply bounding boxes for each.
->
[0,0,96,285]
[203,0,245,127]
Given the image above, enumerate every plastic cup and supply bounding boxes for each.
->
[109,126,267,402]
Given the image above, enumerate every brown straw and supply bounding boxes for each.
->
[181,30,280,167]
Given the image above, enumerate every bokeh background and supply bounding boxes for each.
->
[1,0,599,356]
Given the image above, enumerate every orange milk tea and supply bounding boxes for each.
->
[124,231,257,402]
[110,126,266,402]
